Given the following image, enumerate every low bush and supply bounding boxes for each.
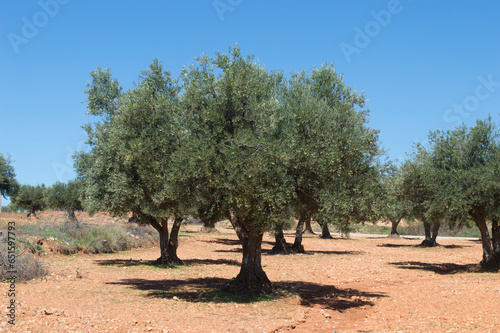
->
[17,222,157,255]
[0,243,48,282]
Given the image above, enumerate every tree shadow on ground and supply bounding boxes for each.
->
[107,277,387,311]
[200,238,241,246]
[295,250,365,256]
[389,261,480,274]
[95,258,240,268]
[378,243,416,248]
[379,243,470,249]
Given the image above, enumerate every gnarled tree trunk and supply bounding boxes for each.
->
[471,209,499,269]
[225,210,273,294]
[303,217,315,234]
[137,211,183,265]
[388,219,401,238]
[320,221,333,239]
[166,217,182,264]
[270,225,293,254]
[66,207,80,227]
[292,216,307,253]
[491,216,500,258]
[420,219,439,247]
[27,206,37,218]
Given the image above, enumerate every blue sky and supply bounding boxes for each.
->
[1,0,500,205]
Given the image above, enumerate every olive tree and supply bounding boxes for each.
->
[76,59,189,265]
[181,46,383,292]
[180,46,295,293]
[399,149,445,247]
[429,118,500,268]
[283,66,381,249]
[11,184,46,217]
[378,165,408,237]
[45,180,83,225]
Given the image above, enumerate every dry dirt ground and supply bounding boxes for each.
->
[1,212,500,333]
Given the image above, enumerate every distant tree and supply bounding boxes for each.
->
[0,153,20,212]
[284,65,380,249]
[11,184,46,217]
[45,180,83,225]
[429,118,500,268]
[76,59,188,265]
[378,165,408,237]
[400,150,445,247]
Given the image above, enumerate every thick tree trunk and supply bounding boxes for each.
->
[291,216,306,253]
[27,206,37,218]
[270,225,293,254]
[166,217,183,265]
[471,210,499,268]
[320,221,333,239]
[303,217,315,234]
[420,219,438,247]
[388,219,401,238]
[137,211,183,266]
[226,210,273,294]
[157,218,171,264]
[66,207,80,226]
[431,220,440,244]
[491,216,500,258]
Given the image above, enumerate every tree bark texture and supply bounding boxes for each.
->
[291,216,306,253]
[491,216,500,258]
[320,221,333,239]
[137,211,183,265]
[420,219,439,247]
[303,217,315,234]
[270,225,293,254]
[226,210,273,294]
[471,209,499,269]
[388,219,400,238]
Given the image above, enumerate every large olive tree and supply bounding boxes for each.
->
[181,47,294,293]
[76,59,189,265]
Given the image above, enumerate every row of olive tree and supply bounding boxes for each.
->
[75,46,384,294]
[6,181,83,223]
[397,118,500,268]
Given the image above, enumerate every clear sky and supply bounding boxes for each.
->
[1,0,500,205]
